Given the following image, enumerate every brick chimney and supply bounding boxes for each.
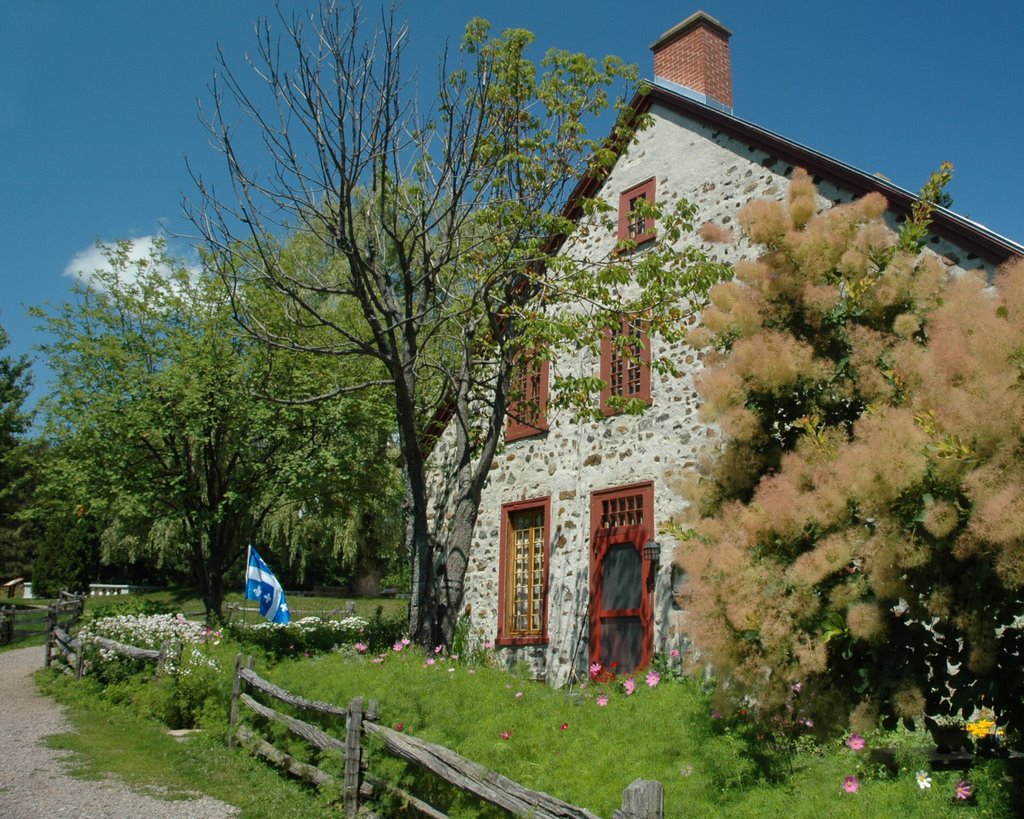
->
[650,11,733,111]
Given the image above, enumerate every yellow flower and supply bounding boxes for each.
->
[965,719,996,739]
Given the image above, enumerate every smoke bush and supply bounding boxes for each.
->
[678,167,1024,740]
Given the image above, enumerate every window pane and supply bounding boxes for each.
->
[601,542,642,610]
[508,507,546,636]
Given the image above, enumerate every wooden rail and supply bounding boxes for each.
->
[43,594,180,681]
[230,655,663,818]
[42,592,86,668]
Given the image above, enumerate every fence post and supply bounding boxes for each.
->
[229,653,245,748]
[43,604,57,668]
[1,605,14,645]
[75,636,85,680]
[344,697,364,817]
[613,779,664,819]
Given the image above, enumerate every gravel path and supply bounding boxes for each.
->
[0,644,239,818]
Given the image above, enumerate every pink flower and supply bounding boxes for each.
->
[623,678,636,696]
[842,775,859,794]
[514,691,523,699]
[846,733,865,751]
[955,781,972,801]
[791,681,803,694]
[434,644,443,654]
[500,731,511,741]
[354,642,368,654]
[645,670,661,688]
[670,648,680,658]
[401,637,411,646]
[424,658,435,667]
[596,694,609,707]
[392,641,403,652]
[483,641,494,650]
[560,722,568,731]
[372,656,385,664]
[589,662,602,678]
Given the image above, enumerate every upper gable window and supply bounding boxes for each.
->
[506,356,549,442]
[600,318,651,414]
[617,177,657,245]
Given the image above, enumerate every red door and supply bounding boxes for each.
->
[589,482,654,675]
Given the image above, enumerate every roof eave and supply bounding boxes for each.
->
[564,83,1023,267]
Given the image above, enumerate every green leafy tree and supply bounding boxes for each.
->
[33,240,402,618]
[0,321,37,581]
[190,3,727,645]
[677,166,1024,738]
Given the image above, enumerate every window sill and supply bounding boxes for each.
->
[496,635,548,647]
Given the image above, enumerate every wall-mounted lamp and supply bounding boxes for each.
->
[644,538,661,592]
[643,538,661,564]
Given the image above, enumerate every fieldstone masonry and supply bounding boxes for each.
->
[426,99,992,688]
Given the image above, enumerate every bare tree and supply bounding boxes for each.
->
[188,1,724,644]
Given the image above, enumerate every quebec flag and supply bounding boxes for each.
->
[245,546,290,624]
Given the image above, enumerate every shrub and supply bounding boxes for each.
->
[78,612,229,728]
[678,165,1024,740]
[225,614,372,659]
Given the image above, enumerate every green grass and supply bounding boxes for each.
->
[38,671,329,818]
[82,588,407,623]
[266,649,1019,818]
[35,628,1021,818]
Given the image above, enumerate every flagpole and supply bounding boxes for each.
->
[245,544,251,623]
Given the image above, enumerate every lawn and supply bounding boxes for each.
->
[34,606,1022,818]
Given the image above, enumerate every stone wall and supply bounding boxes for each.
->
[427,102,987,687]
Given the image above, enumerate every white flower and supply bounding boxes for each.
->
[916,770,932,790]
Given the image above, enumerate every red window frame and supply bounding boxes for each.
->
[588,482,655,675]
[497,496,551,646]
[600,318,652,415]
[506,357,550,442]
[617,177,657,245]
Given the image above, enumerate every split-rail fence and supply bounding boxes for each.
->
[41,611,664,818]
[229,654,663,818]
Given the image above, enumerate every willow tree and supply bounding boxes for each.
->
[189,2,726,645]
[34,241,401,618]
[678,168,1024,737]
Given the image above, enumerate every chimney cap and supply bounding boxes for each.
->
[649,10,732,52]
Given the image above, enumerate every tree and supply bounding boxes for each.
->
[0,321,37,582]
[677,167,1024,737]
[190,2,727,645]
[34,240,402,618]
[31,509,99,597]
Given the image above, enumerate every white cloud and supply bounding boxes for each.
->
[63,236,201,290]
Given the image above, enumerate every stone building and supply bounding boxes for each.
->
[427,11,1023,686]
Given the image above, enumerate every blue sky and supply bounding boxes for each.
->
[3,0,1022,408]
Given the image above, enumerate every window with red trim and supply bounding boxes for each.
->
[600,318,651,414]
[497,497,550,646]
[506,356,549,441]
[617,177,657,245]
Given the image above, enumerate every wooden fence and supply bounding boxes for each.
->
[229,654,664,818]
[38,612,664,818]
[1,591,84,648]
[43,597,181,681]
